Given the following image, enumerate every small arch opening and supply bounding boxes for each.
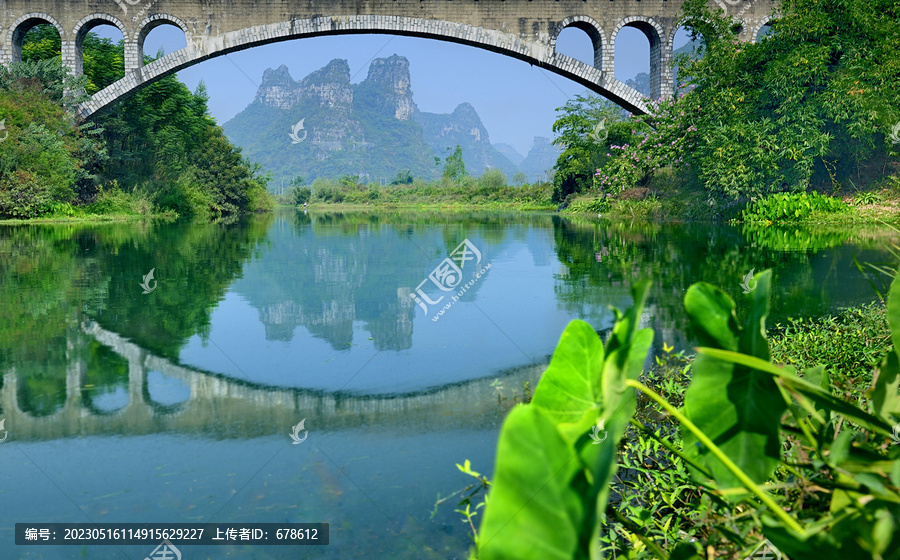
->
[11,18,61,64]
[77,22,125,93]
[756,22,775,42]
[139,21,188,64]
[555,24,600,67]
[20,23,62,62]
[146,370,190,413]
[615,24,655,96]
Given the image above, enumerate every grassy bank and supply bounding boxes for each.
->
[562,169,900,224]
[280,179,556,211]
[588,299,890,557]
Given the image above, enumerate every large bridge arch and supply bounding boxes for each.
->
[78,15,650,120]
[0,0,779,119]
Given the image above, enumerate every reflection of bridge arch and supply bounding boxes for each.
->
[0,321,544,441]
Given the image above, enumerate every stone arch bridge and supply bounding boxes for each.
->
[0,0,777,119]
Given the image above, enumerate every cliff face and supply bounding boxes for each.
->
[359,55,416,121]
[223,54,531,185]
[255,65,300,109]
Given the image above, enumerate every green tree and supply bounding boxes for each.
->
[480,168,507,189]
[512,171,527,186]
[293,186,311,205]
[673,0,900,198]
[390,169,414,185]
[0,60,93,217]
[550,94,628,203]
[442,145,467,182]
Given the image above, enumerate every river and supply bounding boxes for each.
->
[0,209,893,559]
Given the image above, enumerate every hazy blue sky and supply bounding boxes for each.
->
[95,25,690,155]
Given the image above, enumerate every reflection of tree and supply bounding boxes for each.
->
[551,217,892,350]
[80,339,130,414]
[84,215,273,359]
[0,218,270,414]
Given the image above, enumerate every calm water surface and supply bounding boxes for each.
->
[0,209,893,559]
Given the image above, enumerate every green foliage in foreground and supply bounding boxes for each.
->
[466,271,900,559]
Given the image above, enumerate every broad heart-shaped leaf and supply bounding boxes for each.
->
[606,280,652,357]
[683,272,785,490]
[888,273,900,363]
[739,270,771,361]
[683,282,740,351]
[871,350,900,422]
[874,272,900,422]
[699,347,894,437]
[478,405,584,560]
[530,320,605,426]
[599,329,654,428]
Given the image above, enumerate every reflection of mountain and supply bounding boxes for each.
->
[231,211,504,351]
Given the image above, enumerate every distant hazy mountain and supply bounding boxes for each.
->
[416,102,521,181]
[494,143,524,166]
[518,137,560,183]
[223,55,538,186]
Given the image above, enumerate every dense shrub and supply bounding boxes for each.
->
[741,191,849,223]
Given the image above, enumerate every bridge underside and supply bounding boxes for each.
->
[77,17,649,120]
[0,0,777,119]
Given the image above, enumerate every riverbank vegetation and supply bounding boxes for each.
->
[276,173,555,210]
[446,272,900,559]
[552,0,900,223]
[0,26,271,221]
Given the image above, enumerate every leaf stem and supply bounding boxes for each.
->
[625,379,807,536]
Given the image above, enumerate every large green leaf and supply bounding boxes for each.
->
[606,279,652,356]
[872,344,900,422]
[698,347,894,437]
[739,270,771,361]
[888,273,900,361]
[683,272,785,489]
[530,320,605,426]
[683,282,740,351]
[478,405,584,560]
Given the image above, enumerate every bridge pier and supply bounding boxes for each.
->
[124,41,141,73]
[60,40,80,81]
[128,350,147,409]
[652,46,674,101]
